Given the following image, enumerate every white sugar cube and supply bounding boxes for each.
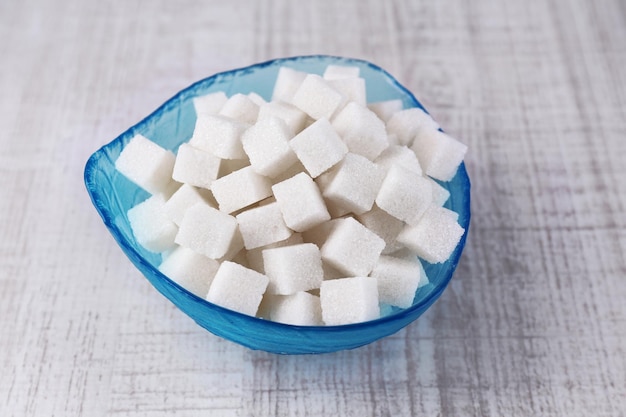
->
[370,255,424,308]
[411,128,468,181]
[189,114,249,160]
[164,183,211,226]
[158,246,219,298]
[396,205,465,263]
[171,143,221,189]
[322,153,385,215]
[272,172,330,232]
[246,233,303,273]
[376,165,433,225]
[375,145,422,175]
[218,93,259,124]
[272,67,307,103]
[356,204,406,254]
[205,261,269,316]
[267,292,323,326]
[175,202,238,259]
[292,74,344,120]
[332,102,388,160]
[321,217,385,276]
[368,99,403,122]
[327,78,366,107]
[323,65,360,80]
[386,108,440,146]
[263,243,324,295]
[115,134,176,195]
[127,194,178,253]
[211,166,273,213]
[301,218,342,249]
[427,177,451,206]
[247,92,267,106]
[270,159,306,184]
[257,101,308,135]
[193,91,227,116]
[290,118,348,178]
[241,117,298,178]
[320,277,380,325]
[236,202,293,249]
[217,157,250,178]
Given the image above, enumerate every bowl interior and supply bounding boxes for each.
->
[84,55,470,354]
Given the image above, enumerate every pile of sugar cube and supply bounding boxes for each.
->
[115,64,467,326]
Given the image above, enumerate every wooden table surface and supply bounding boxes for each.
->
[1,0,624,416]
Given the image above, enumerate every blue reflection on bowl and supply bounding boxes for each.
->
[84,55,470,354]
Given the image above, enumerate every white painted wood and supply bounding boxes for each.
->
[1,0,624,416]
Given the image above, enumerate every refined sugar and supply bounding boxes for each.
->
[263,243,324,295]
[272,67,307,103]
[396,205,465,263]
[205,261,269,316]
[236,202,293,249]
[175,202,239,259]
[369,255,423,308]
[164,183,211,226]
[331,102,388,160]
[246,233,303,273]
[322,261,345,280]
[321,217,385,276]
[217,157,250,178]
[356,204,405,254]
[427,177,450,206]
[270,160,306,184]
[320,277,380,325]
[257,101,308,135]
[193,91,227,116]
[323,65,360,80]
[211,166,273,213]
[217,227,245,262]
[189,114,249,160]
[289,118,348,178]
[314,171,351,218]
[301,218,341,249]
[292,74,344,120]
[272,172,330,232]
[386,108,440,146]
[375,165,433,225]
[322,153,385,215]
[158,246,219,298]
[127,194,178,253]
[368,99,403,122]
[411,128,468,181]
[115,134,176,195]
[327,78,366,107]
[171,143,221,189]
[247,92,267,106]
[241,117,298,178]
[375,145,422,175]
[218,93,259,124]
[267,292,323,326]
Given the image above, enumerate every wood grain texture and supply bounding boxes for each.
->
[1,0,625,416]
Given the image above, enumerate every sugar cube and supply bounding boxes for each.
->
[289,118,348,178]
[375,165,433,225]
[246,233,303,273]
[263,243,324,295]
[320,277,380,325]
[211,166,273,213]
[411,127,468,181]
[236,202,293,249]
[396,205,465,263]
[321,217,385,276]
[292,74,344,120]
[189,114,249,160]
[322,153,385,215]
[370,255,424,308]
[375,145,422,175]
[205,261,269,316]
[323,65,360,80]
[247,92,267,106]
[241,117,298,178]
[301,218,342,249]
[257,101,308,135]
[327,78,366,108]
[171,143,221,189]
[332,102,388,161]
[386,108,440,146]
[218,93,259,124]
[356,204,406,254]
[115,134,176,195]
[175,202,239,259]
[193,91,227,116]
[164,183,211,226]
[127,194,178,253]
[272,67,307,103]
[158,246,219,298]
[427,177,451,206]
[272,172,330,232]
[368,99,403,122]
[267,292,323,326]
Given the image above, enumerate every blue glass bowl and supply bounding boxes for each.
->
[84,55,470,354]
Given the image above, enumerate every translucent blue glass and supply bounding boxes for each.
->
[84,55,471,354]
